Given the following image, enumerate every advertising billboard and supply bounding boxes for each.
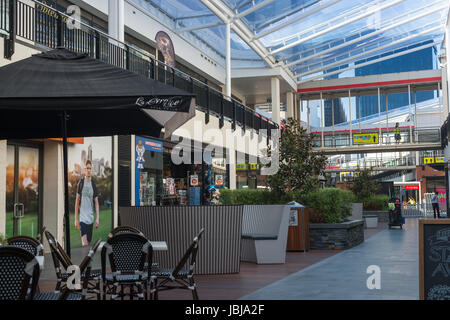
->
[352,133,379,145]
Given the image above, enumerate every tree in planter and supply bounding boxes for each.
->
[265,118,327,198]
[351,168,380,200]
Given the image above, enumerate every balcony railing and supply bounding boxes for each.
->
[0,0,278,138]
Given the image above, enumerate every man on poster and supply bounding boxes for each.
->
[74,160,100,246]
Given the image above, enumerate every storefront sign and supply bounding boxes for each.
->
[435,156,445,163]
[405,185,419,190]
[424,157,435,164]
[215,175,223,186]
[190,175,199,186]
[352,133,378,145]
[135,96,191,112]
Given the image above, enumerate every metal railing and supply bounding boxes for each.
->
[0,0,278,136]
[402,203,447,218]
[312,128,441,148]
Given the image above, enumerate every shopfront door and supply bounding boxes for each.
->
[5,142,42,238]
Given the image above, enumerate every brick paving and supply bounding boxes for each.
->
[37,222,388,300]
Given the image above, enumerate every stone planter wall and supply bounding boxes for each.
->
[363,210,388,222]
[309,220,364,250]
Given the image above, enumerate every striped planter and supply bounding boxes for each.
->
[119,206,243,274]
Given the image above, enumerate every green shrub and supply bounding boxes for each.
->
[219,189,304,205]
[304,188,356,224]
[0,233,7,245]
[362,194,389,211]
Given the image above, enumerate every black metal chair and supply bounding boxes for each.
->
[101,232,153,300]
[44,229,102,299]
[34,239,102,300]
[152,228,204,300]
[0,246,40,300]
[7,235,44,256]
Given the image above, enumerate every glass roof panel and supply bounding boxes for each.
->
[132,0,448,77]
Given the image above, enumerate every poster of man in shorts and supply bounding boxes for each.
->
[74,159,100,246]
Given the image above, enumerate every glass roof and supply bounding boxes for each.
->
[134,0,449,83]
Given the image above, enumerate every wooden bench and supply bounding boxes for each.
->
[240,205,290,264]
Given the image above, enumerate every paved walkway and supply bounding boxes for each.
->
[242,218,420,300]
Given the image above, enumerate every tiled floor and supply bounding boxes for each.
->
[242,219,420,300]
[37,221,388,300]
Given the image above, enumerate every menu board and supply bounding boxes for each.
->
[419,219,450,300]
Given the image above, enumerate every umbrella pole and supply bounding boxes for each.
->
[61,111,71,257]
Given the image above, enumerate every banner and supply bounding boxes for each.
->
[352,133,378,145]
[155,31,176,68]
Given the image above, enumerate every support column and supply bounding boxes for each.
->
[108,0,125,43]
[442,70,449,122]
[446,24,450,111]
[229,151,237,190]
[298,96,302,123]
[320,92,324,147]
[378,88,382,144]
[358,96,361,132]
[226,22,231,99]
[271,77,281,125]
[131,135,135,206]
[414,90,417,143]
[307,100,310,133]
[113,135,118,228]
[0,141,5,236]
[408,84,413,143]
[286,91,294,119]
[348,90,352,146]
[42,141,65,253]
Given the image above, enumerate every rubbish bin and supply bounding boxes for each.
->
[286,201,310,252]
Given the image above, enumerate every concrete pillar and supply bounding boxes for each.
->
[442,68,449,122]
[229,151,237,190]
[0,140,6,236]
[446,25,450,111]
[271,77,281,125]
[286,91,294,119]
[108,0,124,43]
[226,22,231,99]
[131,135,135,206]
[42,141,65,253]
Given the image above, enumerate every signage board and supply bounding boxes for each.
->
[352,133,378,145]
[190,175,199,187]
[424,157,435,164]
[405,185,419,191]
[215,175,224,186]
[435,156,445,163]
[419,220,450,300]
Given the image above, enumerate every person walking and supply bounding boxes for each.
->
[431,191,440,219]
[74,160,100,246]
[394,122,401,144]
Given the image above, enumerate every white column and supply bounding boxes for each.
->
[348,90,352,146]
[414,91,417,143]
[0,140,6,236]
[226,22,231,99]
[307,100,310,133]
[298,96,301,122]
[286,91,294,119]
[42,141,65,252]
[320,91,324,147]
[108,0,124,43]
[378,88,382,143]
[442,69,449,122]
[271,77,281,125]
[446,25,450,109]
[229,151,237,190]
[113,135,119,228]
[408,85,413,142]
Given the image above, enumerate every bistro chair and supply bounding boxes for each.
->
[152,228,204,300]
[101,232,153,300]
[44,229,102,299]
[34,239,102,300]
[0,246,40,300]
[7,235,44,257]
[108,225,145,238]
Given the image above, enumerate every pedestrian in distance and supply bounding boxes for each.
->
[431,191,440,219]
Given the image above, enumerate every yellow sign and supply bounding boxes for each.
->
[424,157,435,164]
[352,133,378,145]
[435,156,445,163]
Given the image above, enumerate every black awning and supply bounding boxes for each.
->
[0,47,196,139]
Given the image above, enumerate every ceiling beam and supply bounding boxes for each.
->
[177,22,225,33]
[285,1,448,68]
[295,25,443,78]
[235,0,276,19]
[297,42,438,84]
[271,0,407,55]
[252,0,342,41]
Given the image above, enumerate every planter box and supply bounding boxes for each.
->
[309,220,364,250]
[363,210,388,223]
[365,216,378,228]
